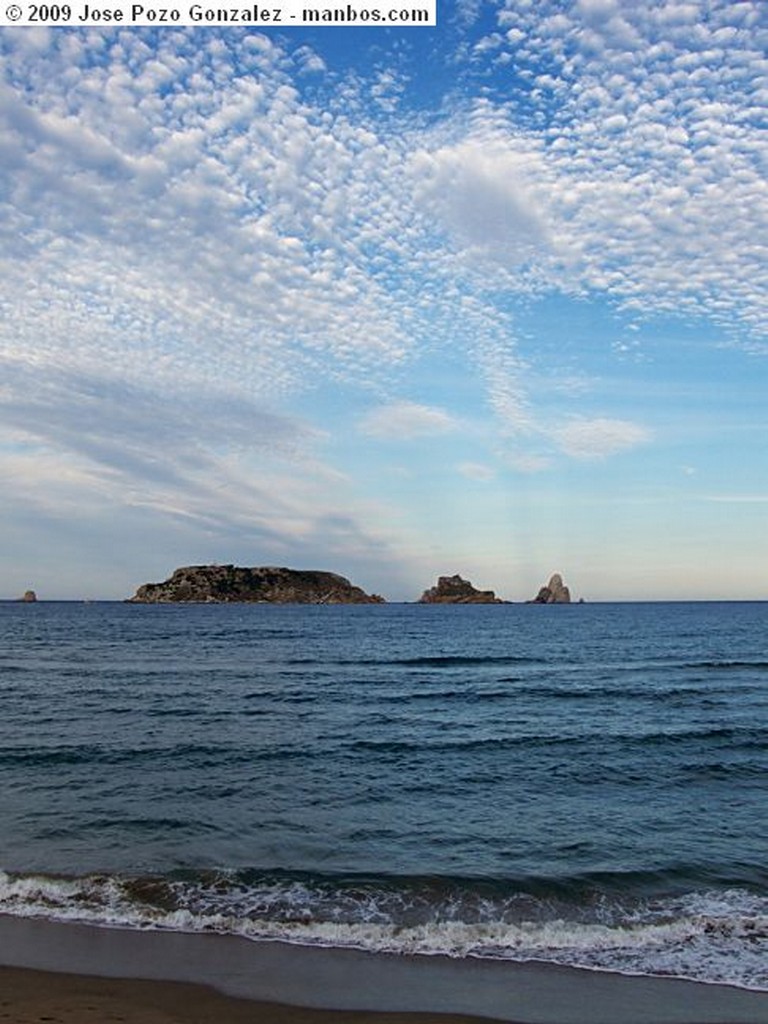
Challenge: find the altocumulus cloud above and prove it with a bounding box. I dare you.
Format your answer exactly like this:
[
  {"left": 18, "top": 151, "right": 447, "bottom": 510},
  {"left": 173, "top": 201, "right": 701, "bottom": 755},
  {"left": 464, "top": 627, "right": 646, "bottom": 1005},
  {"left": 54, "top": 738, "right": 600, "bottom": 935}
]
[
  {"left": 481, "top": 0, "right": 768, "bottom": 334},
  {"left": 1, "top": 17, "right": 765, "bottom": 435}
]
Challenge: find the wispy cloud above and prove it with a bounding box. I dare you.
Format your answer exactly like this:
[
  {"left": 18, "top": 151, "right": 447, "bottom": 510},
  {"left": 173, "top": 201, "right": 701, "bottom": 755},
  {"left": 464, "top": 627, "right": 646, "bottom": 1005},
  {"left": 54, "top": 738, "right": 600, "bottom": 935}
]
[
  {"left": 702, "top": 494, "right": 768, "bottom": 504},
  {"left": 551, "top": 417, "right": 652, "bottom": 459},
  {"left": 457, "top": 461, "right": 496, "bottom": 481},
  {"left": 360, "top": 401, "right": 457, "bottom": 439}
]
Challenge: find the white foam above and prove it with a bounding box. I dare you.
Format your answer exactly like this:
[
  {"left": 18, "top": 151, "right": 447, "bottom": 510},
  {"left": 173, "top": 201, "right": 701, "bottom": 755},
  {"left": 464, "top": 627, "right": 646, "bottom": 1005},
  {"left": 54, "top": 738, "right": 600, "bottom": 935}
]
[{"left": 0, "top": 870, "right": 766, "bottom": 990}]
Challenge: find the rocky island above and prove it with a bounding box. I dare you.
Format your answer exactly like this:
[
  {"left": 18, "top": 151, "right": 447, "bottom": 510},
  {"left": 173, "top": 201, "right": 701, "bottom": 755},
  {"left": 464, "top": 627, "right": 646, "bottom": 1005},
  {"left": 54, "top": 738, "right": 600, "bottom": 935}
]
[
  {"left": 418, "top": 574, "right": 503, "bottom": 604},
  {"left": 128, "top": 565, "right": 385, "bottom": 604},
  {"left": 529, "top": 573, "right": 571, "bottom": 604}
]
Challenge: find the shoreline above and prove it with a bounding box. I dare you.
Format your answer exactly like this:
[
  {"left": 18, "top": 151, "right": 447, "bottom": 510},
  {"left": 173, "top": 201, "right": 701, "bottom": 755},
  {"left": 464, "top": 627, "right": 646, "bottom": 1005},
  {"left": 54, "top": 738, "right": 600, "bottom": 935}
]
[{"left": 1, "top": 916, "right": 768, "bottom": 1024}]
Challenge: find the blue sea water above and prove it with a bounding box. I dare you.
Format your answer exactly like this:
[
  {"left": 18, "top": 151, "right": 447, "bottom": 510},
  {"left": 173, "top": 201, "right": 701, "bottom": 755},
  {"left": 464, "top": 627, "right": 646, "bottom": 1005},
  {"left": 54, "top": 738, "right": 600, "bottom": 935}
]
[{"left": 0, "top": 600, "right": 767, "bottom": 988}]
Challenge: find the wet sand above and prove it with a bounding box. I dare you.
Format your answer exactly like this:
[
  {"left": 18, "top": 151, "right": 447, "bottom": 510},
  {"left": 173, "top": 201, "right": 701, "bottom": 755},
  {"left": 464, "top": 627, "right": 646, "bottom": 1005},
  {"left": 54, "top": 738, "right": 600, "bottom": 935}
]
[
  {"left": 0, "top": 965, "right": 502, "bottom": 1024},
  {"left": 1, "top": 915, "right": 767, "bottom": 1024}
]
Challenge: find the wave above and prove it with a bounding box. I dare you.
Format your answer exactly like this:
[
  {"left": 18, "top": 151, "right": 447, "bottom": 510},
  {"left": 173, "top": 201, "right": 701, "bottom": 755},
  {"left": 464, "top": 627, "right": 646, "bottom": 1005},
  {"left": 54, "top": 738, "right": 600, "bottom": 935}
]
[
  {"left": 683, "top": 660, "right": 768, "bottom": 672},
  {"left": 348, "top": 725, "right": 768, "bottom": 755},
  {"left": 282, "top": 655, "right": 546, "bottom": 668},
  {"left": 0, "top": 743, "right": 320, "bottom": 768},
  {"left": 269, "top": 655, "right": 768, "bottom": 676},
  {"left": 3, "top": 721, "right": 764, "bottom": 769},
  {"left": 395, "top": 655, "right": 545, "bottom": 668},
  {"left": 0, "top": 867, "right": 766, "bottom": 990}
]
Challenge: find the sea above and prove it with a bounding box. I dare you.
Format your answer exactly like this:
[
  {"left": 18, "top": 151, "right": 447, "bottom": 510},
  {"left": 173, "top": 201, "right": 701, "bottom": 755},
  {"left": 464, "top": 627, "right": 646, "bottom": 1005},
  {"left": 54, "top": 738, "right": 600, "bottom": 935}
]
[{"left": 0, "top": 600, "right": 767, "bottom": 991}]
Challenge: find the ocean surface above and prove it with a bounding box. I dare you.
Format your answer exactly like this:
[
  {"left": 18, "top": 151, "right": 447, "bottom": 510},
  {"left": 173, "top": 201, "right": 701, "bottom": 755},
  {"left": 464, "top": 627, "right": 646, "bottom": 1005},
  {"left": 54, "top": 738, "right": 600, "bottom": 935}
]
[{"left": 0, "top": 600, "right": 767, "bottom": 989}]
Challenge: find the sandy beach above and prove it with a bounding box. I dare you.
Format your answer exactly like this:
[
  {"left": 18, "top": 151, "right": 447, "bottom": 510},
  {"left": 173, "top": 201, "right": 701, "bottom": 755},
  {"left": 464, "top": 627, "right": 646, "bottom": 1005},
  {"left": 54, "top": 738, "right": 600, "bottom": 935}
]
[
  {"left": 1, "top": 915, "right": 768, "bottom": 1024},
  {"left": 0, "top": 965, "right": 503, "bottom": 1024}
]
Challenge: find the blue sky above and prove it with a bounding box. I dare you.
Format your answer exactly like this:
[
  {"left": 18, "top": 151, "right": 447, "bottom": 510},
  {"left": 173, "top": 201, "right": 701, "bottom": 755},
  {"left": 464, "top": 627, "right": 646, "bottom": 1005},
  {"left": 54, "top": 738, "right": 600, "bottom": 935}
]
[{"left": 1, "top": 1, "right": 766, "bottom": 601}]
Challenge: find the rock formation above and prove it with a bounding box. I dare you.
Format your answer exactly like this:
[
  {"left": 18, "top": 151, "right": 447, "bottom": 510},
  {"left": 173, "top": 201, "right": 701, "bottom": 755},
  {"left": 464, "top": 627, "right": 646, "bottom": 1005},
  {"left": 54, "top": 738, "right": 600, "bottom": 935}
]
[
  {"left": 128, "top": 565, "right": 385, "bottom": 604},
  {"left": 529, "top": 573, "right": 571, "bottom": 604},
  {"left": 19, "top": 590, "right": 37, "bottom": 603},
  {"left": 418, "top": 574, "right": 503, "bottom": 604}
]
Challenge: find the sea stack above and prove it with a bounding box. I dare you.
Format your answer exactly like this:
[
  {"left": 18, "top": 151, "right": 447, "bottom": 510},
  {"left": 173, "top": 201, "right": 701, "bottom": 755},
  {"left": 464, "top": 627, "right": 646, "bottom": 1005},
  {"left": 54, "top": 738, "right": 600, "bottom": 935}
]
[
  {"left": 529, "top": 573, "right": 571, "bottom": 604},
  {"left": 128, "top": 565, "right": 385, "bottom": 604},
  {"left": 20, "top": 590, "right": 37, "bottom": 603},
  {"left": 418, "top": 574, "right": 503, "bottom": 604}
]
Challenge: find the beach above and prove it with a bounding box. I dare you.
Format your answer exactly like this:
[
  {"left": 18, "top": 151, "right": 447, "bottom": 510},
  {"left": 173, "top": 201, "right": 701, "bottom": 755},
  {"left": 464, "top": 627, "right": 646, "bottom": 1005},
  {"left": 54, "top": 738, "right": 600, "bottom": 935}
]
[
  {"left": 0, "top": 964, "right": 500, "bottom": 1024},
  {"left": 1, "top": 915, "right": 768, "bottom": 1024}
]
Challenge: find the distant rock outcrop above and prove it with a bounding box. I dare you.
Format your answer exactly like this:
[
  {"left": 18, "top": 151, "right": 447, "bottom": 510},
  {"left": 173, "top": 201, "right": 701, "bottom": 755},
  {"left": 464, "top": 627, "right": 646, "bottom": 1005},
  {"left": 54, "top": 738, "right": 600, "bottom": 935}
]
[
  {"left": 529, "top": 573, "right": 571, "bottom": 604},
  {"left": 128, "top": 565, "right": 385, "bottom": 604},
  {"left": 19, "top": 590, "right": 37, "bottom": 603},
  {"left": 418, "top": 574, "right": 503, "bottom": 604}
]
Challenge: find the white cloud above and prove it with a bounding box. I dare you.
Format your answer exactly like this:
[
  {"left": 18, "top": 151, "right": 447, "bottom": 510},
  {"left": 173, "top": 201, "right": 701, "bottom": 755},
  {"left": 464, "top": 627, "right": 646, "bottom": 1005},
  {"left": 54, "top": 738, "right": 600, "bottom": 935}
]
[
  {"left": 0, "top": 362, "right": 407, "bottom": 597},
  {"left": 703, "top": 494, "right": 768, "bottom": 504},
  {"left": 360, "top": 402, "right": 457, "bottom": 440},
  {"left": 293, "top": 45, "right": 327, "bottom": 74},
  {"left": 484, "top": 0, "right": 768, "bottom": 338},
  {"left": 503, "top": 452, "right": 553, "bottom": 473},
  {"left": 0, "top": 32, "right": 424, "bottom": 409},
  {"left": 552, "top": 417, "right": 652, "bottom": 459},
  {"left": 576, "top": 0, "right": 619, "bottom": 19},
  {"left": 410, "top": 139, "right": 549, "bottom": 262},
  {"left": 455, "top": 0, "right": 483, "bottom": 26},
  {"left": 457, "top": 461, "right": 496, "bottom": 481},
  {"left": 471, "top": 329, "right": 533, "bottom": 435}
]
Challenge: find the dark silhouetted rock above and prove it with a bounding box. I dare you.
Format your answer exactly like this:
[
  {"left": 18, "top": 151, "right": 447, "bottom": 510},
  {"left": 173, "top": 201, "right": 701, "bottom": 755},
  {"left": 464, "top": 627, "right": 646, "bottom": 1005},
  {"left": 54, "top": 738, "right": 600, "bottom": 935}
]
[
  {"left": 529, "top": 573, "right": 571, "bottom": 604},
  {"left": 19, "top": 590, "right": 37, "bottom": 603},
  {"left": 128, "top": 565, "right": 385, "bottom": 604},
  {"left": 418, "top": 574, "right": 503, "bottom": 604}
]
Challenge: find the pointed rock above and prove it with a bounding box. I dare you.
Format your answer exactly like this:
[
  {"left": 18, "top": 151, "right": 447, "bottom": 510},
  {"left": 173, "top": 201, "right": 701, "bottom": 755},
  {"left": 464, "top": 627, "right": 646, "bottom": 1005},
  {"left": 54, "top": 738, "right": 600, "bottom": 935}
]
[{"left": 529, "top": 573, "right": 571, "bottom": 604}]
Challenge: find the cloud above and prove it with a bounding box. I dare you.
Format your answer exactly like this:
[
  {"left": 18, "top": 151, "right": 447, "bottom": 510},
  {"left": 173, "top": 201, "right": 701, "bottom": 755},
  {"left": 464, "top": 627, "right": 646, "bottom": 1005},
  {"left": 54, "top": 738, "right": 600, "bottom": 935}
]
[
  {"left": 473, "top": 338, "right": 533, "bottom": 435},
  {"left": 457, "top": 461, "right": 496, "bottom": 481},
  {"left": 412, "top": 139, "right": 549, "bottom": 260},
  {"left": 0, "top": 352, "right": 412, "bottom": 593},
  {"left": 703, "top": 494, "right": 768, "bottom": 504},
  {"left": 293, "top": 45, "right": 327, "bottom": 74},
  {"left": 503, "top": 452, "right": 554, "bottom": 473},
  {"left": 0, "top": 412, "right": 406, "bottom": 599},
  {"left": 2, "top": 15, "right": 764, "bottom": 438},
  {"left": 484, "top": 0, "right": 768, "bottom": 338},
  {"left": 0, "top": 356, "right": 318, "bottom": 523},
  {"left": 551, "top": 417, "right": 652, "bottom": 459},
  {"left": 0, "top": 31, "right": 423, "bottom": 409},
  {"left": 360, "top": 401, "right": 458, "bottom": 440},
  {"left": 0, "top": 357, "right": 312, "bottom": 456}
]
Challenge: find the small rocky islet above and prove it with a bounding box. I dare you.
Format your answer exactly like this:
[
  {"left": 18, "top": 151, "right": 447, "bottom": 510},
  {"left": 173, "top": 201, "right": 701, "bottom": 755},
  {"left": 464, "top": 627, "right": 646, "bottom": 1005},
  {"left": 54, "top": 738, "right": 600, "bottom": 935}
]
[
  {"left": 417, "top": 574, "right": 503, "bottom": 604},
  {"left": 528, "top": 572, "right": 571, "bottom": 604},
  {"left": 128, "top": 566, "right": 574, "bottom": 604}
]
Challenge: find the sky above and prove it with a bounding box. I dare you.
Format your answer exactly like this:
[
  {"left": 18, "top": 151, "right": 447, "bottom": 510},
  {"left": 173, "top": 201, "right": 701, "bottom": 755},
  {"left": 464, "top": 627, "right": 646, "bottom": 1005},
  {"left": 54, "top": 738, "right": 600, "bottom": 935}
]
[{"left": 0, "top": 0, "right": 766, "bottom": 602}]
